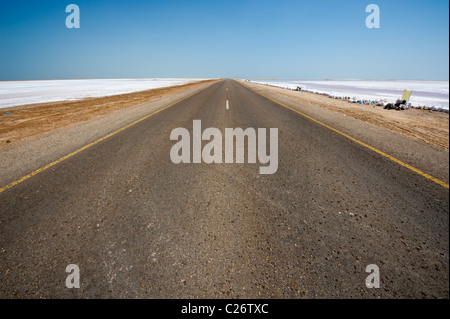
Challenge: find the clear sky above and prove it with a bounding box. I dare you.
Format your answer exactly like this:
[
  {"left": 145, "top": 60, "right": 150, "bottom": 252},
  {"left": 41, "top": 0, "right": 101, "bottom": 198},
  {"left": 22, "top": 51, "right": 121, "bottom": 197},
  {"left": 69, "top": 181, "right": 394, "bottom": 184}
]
[{"left": 0, "top": 0, "right": 448, "bottom": 80}]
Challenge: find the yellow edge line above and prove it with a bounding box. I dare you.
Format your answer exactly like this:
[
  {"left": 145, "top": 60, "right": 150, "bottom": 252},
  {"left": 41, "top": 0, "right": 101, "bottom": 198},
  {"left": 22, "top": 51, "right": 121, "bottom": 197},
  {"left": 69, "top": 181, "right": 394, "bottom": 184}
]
[
  {"left": 241, "top": 82, "right": 449, "bottom": 190},
  {"left": 0, "top": 83, "right": 215, "bottom": 193}
]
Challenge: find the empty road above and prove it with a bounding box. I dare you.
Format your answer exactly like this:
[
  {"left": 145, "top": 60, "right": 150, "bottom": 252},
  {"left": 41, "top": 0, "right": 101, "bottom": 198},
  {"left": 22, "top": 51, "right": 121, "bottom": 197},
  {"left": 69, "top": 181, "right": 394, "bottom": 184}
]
[{"left": 0, "top": 79, "right": 448, "bottom": 298}]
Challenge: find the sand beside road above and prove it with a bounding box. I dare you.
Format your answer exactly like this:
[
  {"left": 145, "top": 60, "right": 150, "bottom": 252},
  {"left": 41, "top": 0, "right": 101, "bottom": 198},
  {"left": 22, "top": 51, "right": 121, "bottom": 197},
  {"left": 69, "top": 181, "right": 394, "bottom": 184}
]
[
  {"left": 2, "top": 78, "right": 447, "bottom": 151},
  {"left": 243, "top": 81, "right": 449, "bottom": 150},
  {"left": 0, "top": 80, "right": 217, "bottom": 149},
  {"left": 1, "top": 77, "right": 448, "bottom": 189}
]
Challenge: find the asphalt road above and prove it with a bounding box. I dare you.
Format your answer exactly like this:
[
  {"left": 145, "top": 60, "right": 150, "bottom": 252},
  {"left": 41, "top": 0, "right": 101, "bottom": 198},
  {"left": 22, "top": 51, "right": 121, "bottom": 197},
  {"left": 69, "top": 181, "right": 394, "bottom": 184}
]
[{"left": 0, "top": 79, "right": 448, "bottom": 298}]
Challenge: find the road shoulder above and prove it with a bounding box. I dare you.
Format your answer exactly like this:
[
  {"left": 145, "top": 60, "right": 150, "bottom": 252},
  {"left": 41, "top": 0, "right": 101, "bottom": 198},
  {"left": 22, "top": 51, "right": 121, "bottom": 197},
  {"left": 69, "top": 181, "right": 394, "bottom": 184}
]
[
  {"left": 236, "top": 79, "right": 449, "bottom": 185},
  {"left": 0, "top": 80, "right": 219, "bottom": 189}
]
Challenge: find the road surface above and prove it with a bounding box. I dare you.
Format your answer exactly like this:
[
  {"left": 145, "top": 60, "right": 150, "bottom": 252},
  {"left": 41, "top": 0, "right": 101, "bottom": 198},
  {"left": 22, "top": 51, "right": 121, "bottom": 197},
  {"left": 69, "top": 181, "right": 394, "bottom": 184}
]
[{"left": 0, "top": 79, "right": 448, "bottom": 298}]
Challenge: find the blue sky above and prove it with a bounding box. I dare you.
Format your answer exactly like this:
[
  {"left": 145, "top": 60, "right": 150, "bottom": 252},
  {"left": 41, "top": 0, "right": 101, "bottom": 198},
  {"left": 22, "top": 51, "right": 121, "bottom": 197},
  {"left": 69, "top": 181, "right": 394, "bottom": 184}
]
[{"left": 0, "top": 0, "right": 448, "bottom": 80}]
